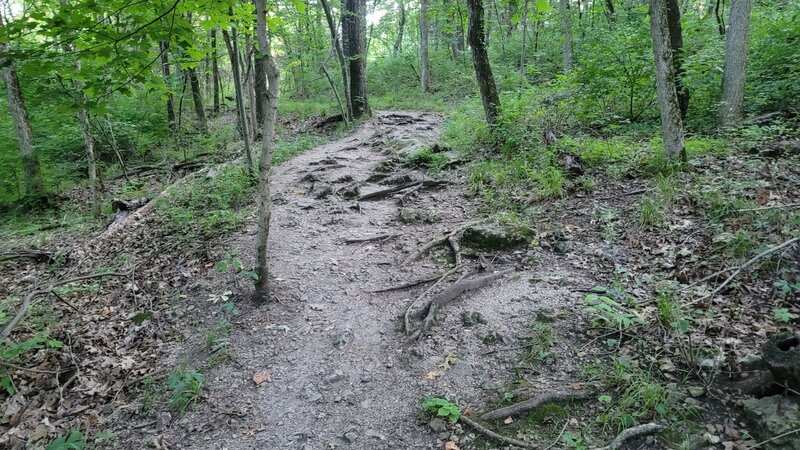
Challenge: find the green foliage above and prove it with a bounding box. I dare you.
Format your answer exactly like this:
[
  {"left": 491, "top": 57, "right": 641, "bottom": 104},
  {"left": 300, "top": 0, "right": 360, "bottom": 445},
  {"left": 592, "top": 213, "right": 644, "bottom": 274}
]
[
  {"left": 421, "top": 396, "right": 460, "bottom": 423},
  {"left": 167, "top": 369, "right": 204, "bottom": 411},
  {"left": 584, "top": 293, "right": 643, "bottom": 332},
  {"left": 45, "top": 429, "right": 86, "bottom": 450},
  {"left": 773, "top": 308, "right": 798, "bottom": 323}
]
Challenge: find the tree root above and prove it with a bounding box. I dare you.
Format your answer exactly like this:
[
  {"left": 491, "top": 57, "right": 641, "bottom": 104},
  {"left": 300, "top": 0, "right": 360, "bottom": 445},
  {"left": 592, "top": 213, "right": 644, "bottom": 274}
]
[
  {"left": 481, "top": 390, "right": 590, "bottom": 421},
  {"left": 343, "top": 233, "right": 400, "bottom": 244},
  {"left": 403, "top": 265, "right": 464, "bottom": 334},
  {"left": 403, "top": 220, "right": 482, "bottom": 264},
  {"left": 406, "top": 268, "right": 514, "bottom": 343},
  {"left": 0, "top": 249, "right": 53, "bottom": 264},
  {"left": 458, "top": 415, "right": 536, "bottom": 449},
  {"left": 592, "top": 423, "right": 663, "bottom": 450},
  {"left": 357, "top": 180, "right": 446, "bottom": 201}
]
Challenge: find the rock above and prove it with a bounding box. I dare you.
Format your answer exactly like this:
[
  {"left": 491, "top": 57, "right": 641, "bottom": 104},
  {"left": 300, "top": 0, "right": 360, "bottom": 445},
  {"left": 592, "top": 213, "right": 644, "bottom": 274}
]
[
  {"left": 461, "top": 311, "right": 487, "bottom": 326},
  {"left": 296, "top": 198, "right": 315, "bottom": 209},
  {"left": 429, "top": 418, "right": 448, "bottom": 433},
  {"left": 365, "top": 429, "right": 386, "bottom": 440},
  {"left": 156, "top": 412, "right": 172, "bottom": 432},
  {"left": 321, "top": 370, "right": 346, "bottom": 386},
  {"left": 334, "top": 174, "right": 354, "bottom": 183},
  {"left": 340, "top": 424, "right": 360, "bottom": 443},
  {"left": 462, "top": 224, "right": 528, "bottom": 251},
  {"left": 380, "top": 173, "right": 416, "bottom": 185},
  {"left": 330, "top": 324, "right": 354, "bottom": 348},
  {"left": 398, "top": 208, "right": 420, "bottom": 224},
  {"left": 687, "top": 386, "right": 705, "bottom": 397},
  {"left": 743, "top": 395, "right": 800, "bottom": 450},
  {"left": 310, "top": 182, "right": 333, "bottom": 199},
  {"left": 304, "top": 385, "right": 322, "bottom": 402},
  {"left": 738, "top": 353, "right": 766, "bottom": 371},
  {"left": 482, "top": 331, "right": 513, "bottom": 346},
  {"left": 536, "top": 308, "right": 558, "bottom": 323},
  {"left": 337, "top": 183, "right": 361, "bottom": 199}
]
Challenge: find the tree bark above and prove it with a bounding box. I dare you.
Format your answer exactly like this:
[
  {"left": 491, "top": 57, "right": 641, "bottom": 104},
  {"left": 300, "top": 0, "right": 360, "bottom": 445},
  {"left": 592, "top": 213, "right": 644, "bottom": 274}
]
[
  {"left": 244, "top": 34, "right": 258, "bottom": 136},
  {"left": 666, "top": 0, "right": 688, "bottom": 120},
  {"left": 466, "top": 0, "right": 501, "bottom": 125},
  {"left": 559, "top": 0, "right": 573, "bottom": 72},
  {"left": 419, "top": 0, "right": 431, "bottom": 92},
  {"left": 212, "top": 29, "right": 221, "bottom": 115},
  {"left": 648, "top": 0, "right": 686, "bottom": 161},
  {"left": 343, "top": 0, "right": 370, "bottom": 117},
  {"left": 222, "top": 25, "right": 254, "bottom": 174},
  {"left": 320, "top": 0, "right": 352, "bottom": 119},
  {"left": 187, "top": 66, "right": 207, "bottom": 134},
  {"left": 159, "top": 41, "right": 176, "bottom": 130},
  {"left": 520, "top": 0, "right": 528, "bottom": 74},
  {"left": 254, "top": 0, "right": 280, "bottom": 301},
  {"left": 719, "top": 0, "right": 751, "bottom": 126},
  {"left": 394, "top": 0, "right": 406, "bottom": 55},
  {"left": 0, "top": 41, "right": 43, "bottom": 197}
]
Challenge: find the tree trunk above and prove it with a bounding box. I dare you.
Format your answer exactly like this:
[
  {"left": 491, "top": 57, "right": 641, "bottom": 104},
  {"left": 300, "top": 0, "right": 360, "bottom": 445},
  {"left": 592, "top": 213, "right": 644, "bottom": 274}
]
[
  {"left": 666, "top": 0, "right": 688, "bottom": 120},
  {"left": 187, "top": 67, "right": 207, "bottom": 134},
  {"left": 604, "top": 0, "right": 615, "bottom": 17},
  {"left": 0, "top": 42, "right": 43, "bottom": 197},
  {"left": 253, "top": 25, "right": 267, "bottom": 126},
  {"left": 648, "top": 0, "right": 686, "bottom": 161},
  {"left": 419, "top": 0, "right": 431, "bottom": 92},
  {"left": 253, "top": 0, "right": 280, "bottom": 301},
  {"left": 520, "top": 0, "right": 528, "bottom": 74},
  {"left": 159, "top": 41, "right": 176, "bottom": 130},
  {"left": 343, "top": 0, "right": 370, "bottom": 117},
  {"left": 222, "top": 25, "right": 254, "bottom": 174},
  {"left": 560, "top": 0, "right": 573, "bottom": 72},
  {"left": 212, "top": 29, "right": 221, "bottom": 115},
  {"left": 719, "top": 0, "right": 751, "bottom": 126},
  {"left": 394, "top": 0, "right": 406, "bottom": 55},
  {"left": 244, "top": 34, "right": 258, "bottom": 136},
  {"left": 320, "top": 0, "right": 352, "bottom": 119},
  {"left": 466, "top": 0, "right": 501, "bottom": 125}
]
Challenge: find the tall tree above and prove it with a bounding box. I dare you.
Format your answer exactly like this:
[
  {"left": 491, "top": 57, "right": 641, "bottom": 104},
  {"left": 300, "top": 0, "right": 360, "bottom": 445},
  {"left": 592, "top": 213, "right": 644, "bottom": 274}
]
[
  {"left": 648, "top": 0, "right": 686, "bottom": 161},
  {"left": 159, "top": 41, "right": 176, "bottom": 129},
  {"left": 185, "top": 14, "right": 207, "bottom": 135},
  {"left": 394, "top": 0, "right": 406, "bottom": 55},
  {"left": 0, "top": 39, "right": 43, "bottom": 197},
  {"left": 419, "top": 0, "right": 431, "bottom": 91},
  {"left": 212, "top": 29, "right": 221, "bottom": 115},
  {"left": 520, "top": 0, "right": 529, "bottom": 74},
  {"left": 466, "top": 0, "right": 500, "bottom": 124},
  {"left": 320, "top": 0, "right": 352, "bottom": 119},
  {"left": 666, "top": 0, "right": 688, "bottom": 120},
  {"left": 719, "top": 0, "right": 751, "bottom": 126},
  {"left": 222, "top": 23, "right": 254, "bottom": 174},
  {"left": 253, "top": 0, "right": 281, "bottom": 301},
  {"left": 559, "top": 0, "right": 573, "bottom": 72},
  {"left": 343, "top": 0, "right": 370, "bottom": 117}
]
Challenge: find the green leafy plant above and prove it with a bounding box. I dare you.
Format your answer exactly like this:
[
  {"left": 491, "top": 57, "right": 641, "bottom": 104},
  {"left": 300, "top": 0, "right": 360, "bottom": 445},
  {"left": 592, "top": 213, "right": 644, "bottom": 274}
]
[
  {"left": 167, "top": 369, "right": 204, "bottom": 411},
  {"left": 585, "top": 294, "right": 643, "bottom": 331},
  {"left": 562, "top": 432, "right": 587, "bottom": 450},
  {"left": 421, "top": 396, "right": 460, "bottom": 423},
  {"left": 45, "top": 429, "right": 86, "bottom": 450},
  {"left": 773, "top": 308, "right": 798, "bottom": 323}
]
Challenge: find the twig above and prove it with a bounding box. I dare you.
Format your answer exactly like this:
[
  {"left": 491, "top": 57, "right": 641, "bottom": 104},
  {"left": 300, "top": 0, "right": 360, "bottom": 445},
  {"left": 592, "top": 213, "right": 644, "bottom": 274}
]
[
  {"left": 745, "top": 427, "right": 800, "bottom": 449},
  {"left": 447, "top": 235, "right": 462, "bottom": 266},
  {"left": 481, "top": 342, "right": 537, "bottom": 356},
  {"left": 458, "top": 414, "right": 536, "bottom": 449},
  {"left": 544, "top": 419, "right": 570, "bottom": 450},
  {"left": 343, "top": 233, "right": 400, "bottom": 244},
  {"left": 596, "top": 188, "right": 647, "bottom": 201},
  {"left": 481, "top": 390, "right": 589, "bottom": 421},
  {"left": 683, "top": 236, "right": 800, "bottom": 306},
  {"left": 592, "top": 423, "right": 663, "bottom": 450},
  {"left": 403, "top": 220, "right": 482, "bottom": 264},
  {"left": 0, "top": 361, "right": 67, "bottom": 375},
  {"left": 1, "top": 271, "right": 130, "bottom": 340},
  {"left": 737, "top": 203, "right": 800, "bottom": 213}
]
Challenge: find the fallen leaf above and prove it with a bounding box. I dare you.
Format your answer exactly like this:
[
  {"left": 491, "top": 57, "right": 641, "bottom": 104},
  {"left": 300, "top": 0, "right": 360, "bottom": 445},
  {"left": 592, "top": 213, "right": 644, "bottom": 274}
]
[
  {"left": 504, "top": 416, "right": 514, "bottom": 424},
  {"left": 425, "top": 371, "right": 441, "bottom": 380},
  {"left": 253, "top": 370, "right": 272, "bottom": 386},
  {"left": 570, "top": 382, "right": 582, "bottom": 390},
  {"left": 444, "top": 441, "right": 460, "bottom": 450}
]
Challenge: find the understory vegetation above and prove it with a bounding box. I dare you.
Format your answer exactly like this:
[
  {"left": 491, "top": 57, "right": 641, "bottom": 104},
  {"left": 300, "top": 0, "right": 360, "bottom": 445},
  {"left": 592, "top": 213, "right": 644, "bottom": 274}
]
[{"left": 1, "top": 0, "right": 798, "bottom": 448}]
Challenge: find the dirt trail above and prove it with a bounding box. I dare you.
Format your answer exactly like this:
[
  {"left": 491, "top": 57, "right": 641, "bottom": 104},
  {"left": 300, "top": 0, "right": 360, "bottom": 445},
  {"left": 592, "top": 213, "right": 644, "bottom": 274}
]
[{"left": 161, "top": 112, "right": 592, "bottom": 449}]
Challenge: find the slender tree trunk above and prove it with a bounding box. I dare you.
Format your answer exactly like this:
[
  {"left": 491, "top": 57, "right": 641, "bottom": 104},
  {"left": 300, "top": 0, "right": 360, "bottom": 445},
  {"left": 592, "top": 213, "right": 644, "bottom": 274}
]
[
  {"left": 719, "top": 0, "right": 751, "bottom": 126},
  {"left": 187, "top": 67, "right": 207, "bottom": 134},
  {"left": 666, "top": 0, "right": 688, "bottom": 120},
  {"left": 244, "top": 34, "right": 258, "bottom": 136},
  {"left": 212, "top": 29, "right": 221, "bottom": 115},
  {"left": 320, "top": 0, "right": 352, "bottom": 119},
  {"left": 604, "top": 0, "right": 615, "bottom": 18},
  {"left": 343, "top": 0, "right": 370, "bottom": 117},
  {"left": 253, "top": 0, "right": 281, "bottom": 301},
  {"left": 419, "top": 0, "right": 431, "bottom": 92},
  {"left": 253, "top": 23, "right": 267, "bottom": 126},
  {"left": 159, "top": 41, "right": 176, "bottom": 130},
  {"left": 466, "top": 0, "right": 501, "bottom": 125},
  {"left": 394, "top": 0, "right": 406, "bottom": 55},
  {"left": 76, "top": 97, "right": 100, "bottom": 216},
  {"left": 560, "top": 0, "right": 573, "bottom": 72},
  {"left": 714, "top": 0, "right": 726, "bottom": 36},
  {"left": 520, "top": 0, "right": 528, "bottom": 74},
  {"left": 222, "top": 26, "right": 254, "bottom": 174},
  {"left": 0, "top": 42, "right": 42, "bottom": 197},
  {"left": 648, "top": 0, "right": 686, "bottom": 161}
]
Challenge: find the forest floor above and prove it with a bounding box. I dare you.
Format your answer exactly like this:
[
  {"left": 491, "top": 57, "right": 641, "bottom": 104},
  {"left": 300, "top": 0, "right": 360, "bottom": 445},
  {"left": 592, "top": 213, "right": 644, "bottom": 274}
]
[{"left": 2, "top": 110, "right": 799, "bottom": 450}]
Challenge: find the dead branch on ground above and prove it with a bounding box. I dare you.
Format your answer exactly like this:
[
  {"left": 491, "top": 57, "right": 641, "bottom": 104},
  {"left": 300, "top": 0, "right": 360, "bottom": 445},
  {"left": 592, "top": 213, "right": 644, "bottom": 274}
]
[
  {"left": 481, "top": 390, "right": 589, "bottom": 421},
  {"left": 403, "top": 220, "right": 482, "bottom": 264},
  {"left": 357, "top": 180, "right": 446, "bottom": 201},
  {"left": 458, "top": 415, "right": 536, "bottom": 449},
  {"left": 343, "top": 233, "right": 401, "bottom": 244},
  {"left": 592, "top": 423, "right": 663, "bottom": 450}
]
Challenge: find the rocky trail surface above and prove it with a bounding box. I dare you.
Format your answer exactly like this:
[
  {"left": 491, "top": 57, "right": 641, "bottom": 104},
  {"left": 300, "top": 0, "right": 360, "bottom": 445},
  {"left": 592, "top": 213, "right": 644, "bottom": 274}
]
[{"left": 144, "top": 111, "right": 594, "bottom": 449}]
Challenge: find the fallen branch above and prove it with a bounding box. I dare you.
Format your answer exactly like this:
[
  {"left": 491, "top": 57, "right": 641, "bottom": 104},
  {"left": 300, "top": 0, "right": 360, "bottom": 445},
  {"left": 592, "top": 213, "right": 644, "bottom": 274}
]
[
  {"left": 408, "top": 269, "right": 515, "bottom": 342},
  {"left": 404, "top": 265, "right": 464, "bottom": 334},
  {"left": 357, "top": 180, "right": 445, "bottom": 201},
  {"left": 481, "top": 390, "right": 589, "bottom": 421},
  {"left": 403, "top": 220, "right": 482, "bottom": 264},
  {"left": 737, "top": 202, "right": 800, "bottom": 213},
  {"left": 447, "top": 235, "right": 462, "bottom": 267},
  {"left": 684, "top": 236, "right": 800, "bottom": 306},
  {"left": 592, "top": 423, "right": 663, "bottom": 450},
  {"left": 343, "top": 233, "right": 400, "bottom": 244},
  {"left": 458, "top": 414, "right": 536, "bottom": 449},
  {"left": 0, "top": 249, "right": 53, "bottom": 264},
  {"left": 1, "top": 271, "right": 130, "bottom": 340},
  {"left": 545, "top": 419, "right": 570, "bottom": 450},
  {"left": 745, "top": 427, "right": 800, "bottom": 450}
]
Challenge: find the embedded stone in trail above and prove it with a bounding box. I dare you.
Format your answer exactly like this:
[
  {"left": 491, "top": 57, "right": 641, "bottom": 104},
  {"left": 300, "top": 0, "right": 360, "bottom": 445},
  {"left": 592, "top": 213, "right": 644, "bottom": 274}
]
[
  {"left": 462, "top": 223, "right": 529, "bottom": 251},
  {"left": 742, "top": 395, "right": 800, "bottom": 450},
  {"left": 329, "top": 323, "right": 354, "bottom": 348}
]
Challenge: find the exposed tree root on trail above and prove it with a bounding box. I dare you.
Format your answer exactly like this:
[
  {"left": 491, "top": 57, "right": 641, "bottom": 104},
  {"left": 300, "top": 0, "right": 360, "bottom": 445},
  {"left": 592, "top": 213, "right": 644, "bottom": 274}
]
[
  {"left": 406, "top": 268, "right": 515, "bottom": 343},
  {"left": 403, "top": 265, "right": 466, "bottom": 334},
  {"left": 403, "top": 220, "right": 482, "bottom": 263},
  {"left": 592, "top": 423, "right": 663, "bottom": 450},
  {"left": 481, "top": 390, "right": 590, "bottom": 421},
  {"left": 343, "top": 233, "right": 401, "bottom": 244},
  {"left": 459, "top": 414, "right": 537, "bottom": 449},
  {"left": 356, "top": 179, "right": 446, "bottom": 201}
]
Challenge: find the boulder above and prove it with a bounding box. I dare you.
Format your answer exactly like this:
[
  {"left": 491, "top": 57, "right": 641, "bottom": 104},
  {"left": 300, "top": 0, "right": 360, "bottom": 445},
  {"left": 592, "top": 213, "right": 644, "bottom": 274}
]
[
  {"left": 462, "top": 224, "right": 529, "bottom": 251},
  {"left": 742, "top": 395, "right": 800, "bottom": 450}
]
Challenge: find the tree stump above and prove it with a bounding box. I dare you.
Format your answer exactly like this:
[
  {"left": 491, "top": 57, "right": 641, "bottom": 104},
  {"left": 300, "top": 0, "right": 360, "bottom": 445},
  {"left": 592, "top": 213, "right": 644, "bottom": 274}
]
[{"left": 763, "top": 331, "right": 800, "bottom": 391}]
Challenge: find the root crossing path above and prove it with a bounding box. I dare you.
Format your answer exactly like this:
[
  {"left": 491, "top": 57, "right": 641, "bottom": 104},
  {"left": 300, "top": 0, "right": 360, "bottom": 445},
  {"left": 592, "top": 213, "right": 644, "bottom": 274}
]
[{"left": 160, "top": 112, "right": 587, "bottom": 449}]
